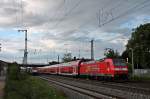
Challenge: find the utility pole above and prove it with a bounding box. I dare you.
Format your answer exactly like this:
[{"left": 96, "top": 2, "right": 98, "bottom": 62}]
[
  {"left": 18, "top": 29, "right": 28, "bottom": 66},
  {"left": 57, "top": 55, "right": 60, "bottom": 63},
  {"left": 90, "top": 39, "right": 94, "bottom": 60}
]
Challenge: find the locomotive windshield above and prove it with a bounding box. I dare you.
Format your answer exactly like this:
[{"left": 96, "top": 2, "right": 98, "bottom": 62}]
[{"left": 113, "top": 59, "right": 126, "bottom": 66}]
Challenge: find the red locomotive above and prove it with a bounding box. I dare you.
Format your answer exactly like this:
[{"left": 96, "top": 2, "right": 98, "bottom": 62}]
[{"left": 32, "top": 58, "right": 128, "bottom": 79}]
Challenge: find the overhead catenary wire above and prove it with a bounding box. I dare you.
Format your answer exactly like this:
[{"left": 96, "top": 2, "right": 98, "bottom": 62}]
[
  {"left": 88, "top": 0, "right": 150, "bottom": 39},
  {"left": 46, "top": 0, "right": 126, "bottom": 42},
  {"left": 58, "top": 0, "right": 126, "bottom": 40},
  {"left": 48, "top": 0, "right": 66, "bottom": 25},
  {"left": 52, "top": 0, "right": 114, "bottom": 32},
  {"left": 51, "top": 0, "right": 125, "bottom": 32},
  {"left": 51, "top": 0, "right": 82, "bottom": 29},
  {"left": 20, "top": 0, "right": 24, "bottom": 28},
  {"left": 11, "top": 0, "right": 150, "bottom": 63},
  {"left": 99, "top": 0, "right": 150, "bottom": 27},
  {"left": 12, "top": 0, "right": 18, "bottom": 28},
  {"left": 84, "top": 0, "right": 150, "bottom": 58},
  {"left": 78, "top": 0, "right": 150, "bottom": 33},
  {"left": 97, "top": 0, "right": 127, "bottom": 26}
]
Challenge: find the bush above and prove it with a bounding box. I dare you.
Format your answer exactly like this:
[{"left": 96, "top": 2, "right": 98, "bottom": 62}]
[{"left": 5, "top": 64, "right": 66, "bottom": 99}]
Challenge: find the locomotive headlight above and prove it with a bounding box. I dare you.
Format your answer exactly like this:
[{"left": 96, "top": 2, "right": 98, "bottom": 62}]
[
  {"left": 115, "top": 68, "right": 127, "bottom": 71},
  {"left": 114, "top": 68, "right": 120, "bottom": 71},
  {"left": 122, "top": 68, "right": 127, "bottom": 71}
]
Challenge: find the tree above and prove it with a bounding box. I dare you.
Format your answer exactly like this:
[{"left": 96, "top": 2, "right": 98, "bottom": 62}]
[
  {"left": 122, "top": 23, "right": 150, "bottom": 68},
  {"left": 62, "top": 53, "right": 72, "bottom": 62},
  {"left": 104, "top": 48, "right": 120, "bottom": 58}
]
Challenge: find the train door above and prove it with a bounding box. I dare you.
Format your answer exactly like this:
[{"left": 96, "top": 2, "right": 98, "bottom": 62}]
[{"left": 106, "top": 62, "right": 111, "bottom": 75}]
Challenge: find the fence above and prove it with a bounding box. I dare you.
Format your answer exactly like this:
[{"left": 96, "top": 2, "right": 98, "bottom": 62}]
[{"left": 134, "top": 69, "right": 150, "bottom": 77}]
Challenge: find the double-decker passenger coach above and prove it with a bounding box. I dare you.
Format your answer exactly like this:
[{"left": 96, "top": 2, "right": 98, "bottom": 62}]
[{"left": 32, "top": 58, "right": 128, "bottom": 80}]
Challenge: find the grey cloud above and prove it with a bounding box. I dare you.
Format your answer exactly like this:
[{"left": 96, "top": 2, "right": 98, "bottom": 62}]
[{"left": 0, "top": 0, "right": 150, "bottom": 63}]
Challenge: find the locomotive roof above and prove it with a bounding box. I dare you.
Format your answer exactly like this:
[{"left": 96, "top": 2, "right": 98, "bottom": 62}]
[{"left": 81, "top": 60, "right": 100, "bottom": 64}]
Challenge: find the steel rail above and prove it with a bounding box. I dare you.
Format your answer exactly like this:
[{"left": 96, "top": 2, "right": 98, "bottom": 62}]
[
  {"left": 42, "top": 75, "right": 150, "bottom": 95},
  {"left": 39, "top": 76, "right": 119, "bottom": 99}
]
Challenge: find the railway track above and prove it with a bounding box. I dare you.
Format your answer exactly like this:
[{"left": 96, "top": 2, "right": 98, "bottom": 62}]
[
  {"left": 47, "top": 75, "right": 150, "bottom": 94},
  {"left": 39, "top": 76, "right": 117, "bottom": 99},
  {"left": 96, "top": 81, "right": 150, "bottom": 95},
  {"left": 38, "top": 75, "right": 150, "bottom": 99}
]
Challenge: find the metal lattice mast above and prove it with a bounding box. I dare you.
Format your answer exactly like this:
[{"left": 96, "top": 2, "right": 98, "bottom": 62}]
[
  {"left": 90, "top": 39, "right": 94, "bottom": 60},
  {"left": 18, "top": 30, "right": 28, "bottom": 66}
]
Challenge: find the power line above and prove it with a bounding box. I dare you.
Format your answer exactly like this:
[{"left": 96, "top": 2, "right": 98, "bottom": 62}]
[
  {"left": 82, "top": 0, "right": 150, "bottom": 44},
  {"left": 97, "top": 0, "right": 127, "bottom": 26},
  {"left": 83, "top": 0, "right": 149, "bottom": 34},
  {"left": 48, "top": 0, "right": 66, "bottom": 25},
  {"left": 62, "top": 0, "right": 122, "bottom": 38},
  {"left": 51, "top": 0, "right": 82, "bottom": 29},
  {"left": 99, "top": 0, "right": 150, "bottom": 27},
  {"left": 48, "top": 0, "right": 122, "bottom": 41},
  {"left": 52, "top": 0, "right": 113, "bottom": 31},
  {"left": 104, "top": 0, "right": 128, "bottom": 13},
  {"left": 73, "top": 0, "right": 124, "bottom": 30},
  {"left": 20, "top": 0, "right": 24, "bottom": 27},
  {"left": 12, "top": 0, "right": 18, "bottom": 28}
]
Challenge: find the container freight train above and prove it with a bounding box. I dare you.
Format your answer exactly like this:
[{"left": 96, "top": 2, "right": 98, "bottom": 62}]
[{"left": 32, "top": 58, "right": 128, "bottom": 79}]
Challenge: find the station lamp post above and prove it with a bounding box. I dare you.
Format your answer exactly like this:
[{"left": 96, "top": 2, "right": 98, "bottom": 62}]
[{"left": 129, "top": 45, "right": 145, "bottom": 76}]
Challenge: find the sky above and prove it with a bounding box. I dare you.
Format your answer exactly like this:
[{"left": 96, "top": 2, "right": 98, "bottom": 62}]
[{"left": 0, "top": 0, "right": 150, "bottom": 64}]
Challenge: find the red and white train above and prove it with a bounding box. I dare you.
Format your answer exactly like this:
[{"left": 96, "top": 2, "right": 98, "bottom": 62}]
[{"left": 32, "top": 58, "right": 128, "bottom": 79}]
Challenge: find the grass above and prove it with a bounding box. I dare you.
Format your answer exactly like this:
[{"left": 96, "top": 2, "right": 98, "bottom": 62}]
[
  {"left": 131, "top": 75, "right": 150, "bottom": 81},
  {"left": 4, "top": 63, "right": 66, "bottom": 99}
]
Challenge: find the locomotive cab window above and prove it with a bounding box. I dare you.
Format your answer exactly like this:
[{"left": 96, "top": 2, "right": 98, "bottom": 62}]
[{"left": 113, "top": 59, "right": 126, "bottom": 66}]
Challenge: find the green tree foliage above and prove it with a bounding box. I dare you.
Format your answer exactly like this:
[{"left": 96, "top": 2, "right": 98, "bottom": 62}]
[
  {"left": 122, "top": 23, "right": 150, "bottom": 68},
  {"left": 104, "top": 48, "right": 120, "bottom": 58},
  {"left": 62, "top": 53, "right": 72, "bottom": 62}
]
